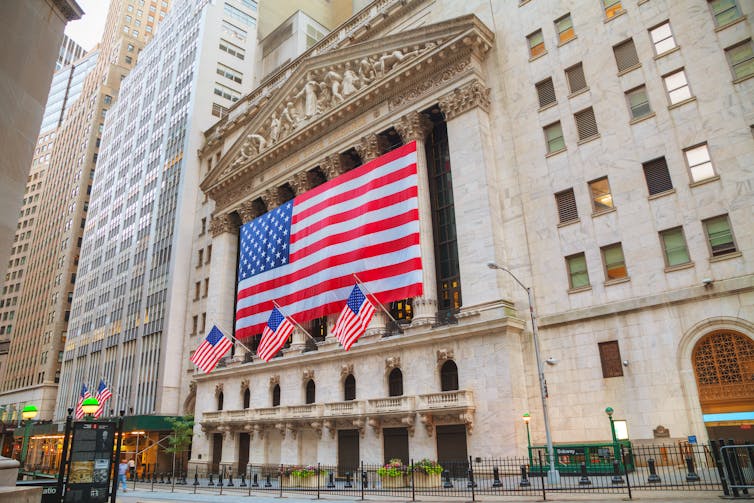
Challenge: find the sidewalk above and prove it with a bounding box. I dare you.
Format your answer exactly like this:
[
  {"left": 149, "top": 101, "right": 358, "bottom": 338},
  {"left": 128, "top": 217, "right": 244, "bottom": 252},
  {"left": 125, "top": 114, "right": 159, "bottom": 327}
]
[{"left": 115, "top": 487, "right": 725, "bottom": 503}]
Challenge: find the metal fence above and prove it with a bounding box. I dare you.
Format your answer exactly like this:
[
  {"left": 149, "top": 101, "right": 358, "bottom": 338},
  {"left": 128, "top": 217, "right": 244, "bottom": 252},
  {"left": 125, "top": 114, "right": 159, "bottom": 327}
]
[
  {"left": 123, "top": 443, "right": 728, "bottom": 500},
  {"left": 713, "top": 440, "right": 754, "bottom": 498}
]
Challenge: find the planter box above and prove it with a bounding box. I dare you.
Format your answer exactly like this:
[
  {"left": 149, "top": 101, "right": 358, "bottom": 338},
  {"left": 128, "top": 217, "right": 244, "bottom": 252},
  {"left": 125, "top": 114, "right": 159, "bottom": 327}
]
[
  {"left": 379, "top": 475, "right": 408, "bottom": 488},
  {"left": 412, "top": 472, "right": 441, "bottom": 488},
  {"left": 284, "top": 473, "right": 326, "bottom": 488}
]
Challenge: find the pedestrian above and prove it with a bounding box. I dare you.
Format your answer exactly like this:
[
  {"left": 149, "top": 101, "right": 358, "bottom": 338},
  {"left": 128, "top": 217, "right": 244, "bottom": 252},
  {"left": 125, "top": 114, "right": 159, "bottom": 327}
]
[
  {"left": 118, "top": 458, "right": 128, "bottom": 492},
  {"left": 128, "top": 458, "right": 135, "bottom": 480}
]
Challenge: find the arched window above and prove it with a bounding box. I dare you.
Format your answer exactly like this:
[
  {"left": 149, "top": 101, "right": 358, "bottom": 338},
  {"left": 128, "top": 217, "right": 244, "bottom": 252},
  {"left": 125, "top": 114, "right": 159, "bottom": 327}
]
[
  {"left": 388, "top": 368, "right": 403, "bottom": 397},
  {"left": 243, "top": 388, "right": 250, "bottom": 409},
  {"left": 440, "top": 360, "right": 459, "bottom": 391},
  {"left": 217, "top": 392, "right": 224, "bottom": 411},
  {"left": 272, "top": 384, "right": 280, "bottom": 407},
  {"left": 344, "top": 374, "right": 356, "bottom": 401},
  {"left": 305, "top": 379, "right": 316, "bottom": 404}
]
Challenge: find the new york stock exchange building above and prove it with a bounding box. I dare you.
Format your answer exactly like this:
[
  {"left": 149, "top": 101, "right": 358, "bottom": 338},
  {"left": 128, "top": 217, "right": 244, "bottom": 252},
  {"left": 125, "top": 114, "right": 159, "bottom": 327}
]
[{"left": 184, "top": 0, "right": 754, "bottom": 476}]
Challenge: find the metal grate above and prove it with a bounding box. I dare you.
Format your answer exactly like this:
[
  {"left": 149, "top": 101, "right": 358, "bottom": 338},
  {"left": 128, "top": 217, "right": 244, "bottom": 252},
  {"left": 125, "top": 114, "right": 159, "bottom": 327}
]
[
  {"left": 613, "top": 39, "right": 640, "bottom": 72},
  {"left": 535, "top": 78, "right": 556, "bottom": 108},
  {"left": 555, "top": 189, "right": 578, "bottom": 223},
  {"left": 574, "top": 107, "right": 598, "bottom": 141},
  {"left": 642, "top": 157, "right": 673, "bottom": 195},
  {"left": 565, "top": 63, "right": 587, "bottom": 93}
]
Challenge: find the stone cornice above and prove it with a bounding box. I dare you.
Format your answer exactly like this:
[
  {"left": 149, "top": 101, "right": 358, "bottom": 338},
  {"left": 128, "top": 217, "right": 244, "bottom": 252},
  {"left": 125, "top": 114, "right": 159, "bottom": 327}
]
[
  {"left": 51, "top": 0, "right": 84, "bottom": 21},
  {"left": 438, "top": 79, "right": 491, "bottom": 121}
]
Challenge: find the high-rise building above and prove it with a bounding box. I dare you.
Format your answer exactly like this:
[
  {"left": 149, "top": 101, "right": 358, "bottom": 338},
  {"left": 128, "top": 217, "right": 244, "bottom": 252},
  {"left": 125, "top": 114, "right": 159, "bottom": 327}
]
[
  {"left": 56, "top": 34, "right": 87, "bottom": 70},
  {"left": 188, "top": 0, "right": 754, "bottom": 475},
  {"left": 0, "top": 0, "right": 171, "bottom": 436}
]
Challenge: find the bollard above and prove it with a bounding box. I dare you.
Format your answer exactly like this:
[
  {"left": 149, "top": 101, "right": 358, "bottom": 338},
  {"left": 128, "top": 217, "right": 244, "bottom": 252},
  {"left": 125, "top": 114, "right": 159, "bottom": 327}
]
[
  {"left": 344, "top": 471, "right": 353, "bottom": 488},
  {"left": 492, "top": 466, "right": 502, "bottom": 488},
  {"left": 361, "top": 470, "right": 368, "bottom": 489},
  {"left": 160, "top": 472, "right": 165, "bottom": 484},
  {"left": 685, "top": 456, "right": 700, "bottom": 482},
  {"left": 578, "top": 462, "right": 591, "bottom": 486},
  {"left": 611, "top": 460, "right": 624, "bottom": 485},
  {"left": 208, "top": 472, "right": 215, "bottom": 486},
  {"left": 264, "top": 474, "right": 272, "bottom": 488},
  {"left": 647, "top": 458, "right": 661, "bottom": 483},
  {"left": 240, "top": 473, "right": 247, "bottom": 487},
  {"left": 193, "top": 468, "right": 200, "bottom": 486},
  {"left": 166, "top": 472, "right": 171, "bottom": 484},
  {"left": 252, "top": 473, "right": 259, "bottom": 488},
  {"left": 218, "top": 469, "right": 224, "bottom": 487},
  {"left": 327, "top": 471, "right": 335, "bottom": 489},
  {"left": 227, "top": 470, "right": 234, "bottom": 487},
  {"left": 519, "top": 465, "right": 531, "bottom": 487},
  {"left": 140, "top": 467, "right": 146, "bottom": 483},
  {"left": 442, "top": 469, "right": 453, "bottom": 488}
]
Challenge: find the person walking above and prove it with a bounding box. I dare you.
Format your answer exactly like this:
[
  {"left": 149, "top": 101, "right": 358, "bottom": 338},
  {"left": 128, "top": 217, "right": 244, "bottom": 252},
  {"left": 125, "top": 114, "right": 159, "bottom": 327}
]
[
  {"left": 118, "top": 458, "right": 128, "bottom": 492},
  {"left": 128, "top": 458, "right": 135, "bottom": 480}
]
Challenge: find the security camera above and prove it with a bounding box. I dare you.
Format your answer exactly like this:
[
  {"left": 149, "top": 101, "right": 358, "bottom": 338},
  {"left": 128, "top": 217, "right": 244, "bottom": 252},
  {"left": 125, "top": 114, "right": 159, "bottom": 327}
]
[
  {"left": 702, "top": 278, "right": 713, "bottom": 287},
  {"left": 545, "top": 357, "right": 558, "bottom": 366}
]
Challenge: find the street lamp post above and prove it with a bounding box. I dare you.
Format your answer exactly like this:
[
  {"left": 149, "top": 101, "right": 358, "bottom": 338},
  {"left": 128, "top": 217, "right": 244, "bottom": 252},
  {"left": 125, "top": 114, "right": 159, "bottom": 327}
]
[
  {"left": 20, "top": 405, "right": 38, "bottom": 471},
  {"left": 605, "top": 407, "right": 619, "bottom": 459},
  {"left": 81, "top": 397, "right": 99, "bottom": 420},
  {"left": 523, "top": 413, "right": 532, "bottom": 466},
  {"left": 487, "top": 262, "right": 560, "bottom": 483}
]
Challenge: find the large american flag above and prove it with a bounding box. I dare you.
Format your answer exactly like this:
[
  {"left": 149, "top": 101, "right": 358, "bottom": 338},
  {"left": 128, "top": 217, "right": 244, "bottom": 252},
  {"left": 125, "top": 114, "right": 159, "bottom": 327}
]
[
  {"left": 236, "top": 141, "right": 423, "bottom": 338},
  {"left": 333, "top": 284, "right": 375, "bottom": 351},
  {"left": 190, "top": 326, "right": 233, "bottom": 373},
  {"left": 74, "top": 384, "right": 91, "bottom": 419},
  {"left": 94, "top": 380, "right": 112, "bottom": 418}
]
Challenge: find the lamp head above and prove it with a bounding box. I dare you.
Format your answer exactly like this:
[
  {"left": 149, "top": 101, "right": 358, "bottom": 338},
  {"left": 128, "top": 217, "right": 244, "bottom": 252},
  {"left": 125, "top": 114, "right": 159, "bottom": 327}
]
[
  {"left": 605, "top": 406, "right": 614, "bottom": 418},
  {"left": 21, "top": 405, "right": 38, "bottom": 421},
  {"left": 522, "top": 413, "right": 530, "bottom": 424},
  {"left": 486, "top": 262, "right": 500, "bottom": 270},
  {"left": 81, "top": 397, "right": 100, "bottom": 415}
]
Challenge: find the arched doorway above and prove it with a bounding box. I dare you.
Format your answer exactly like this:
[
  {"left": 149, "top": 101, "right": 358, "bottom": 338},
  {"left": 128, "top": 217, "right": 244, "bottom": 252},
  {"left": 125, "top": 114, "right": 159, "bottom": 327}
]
[{"left": 692, "top": 330, "right": 754, "bottom": 442}]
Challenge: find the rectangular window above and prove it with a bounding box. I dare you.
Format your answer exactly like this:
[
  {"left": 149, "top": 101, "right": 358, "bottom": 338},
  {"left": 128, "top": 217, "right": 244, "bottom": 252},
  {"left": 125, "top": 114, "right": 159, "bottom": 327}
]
[
  {"left": 664, "top": 69, "right": 692, "bottom": 104},
  {"left": 613, "top": 39, "right": 640, "bottom": 72},
  {"left": 566, "top": 253, "right": 590, "bottom": 289},
  {"left": 626, "top": 86, "right": 651, "bottom": 120},
  {"left": 684, "top": 143, "right": 715, "bottom": 182},
  {"left": 204, "top": 278, "right": 210, "bottom": 298},
  {"left": 192, "top": 315, "right": 198, "bottom": 334},
  {"left": 194, "top": 282, "right": 201, "bottom": 300},
  {"left": 197, "top": 249, "right": 204, "bottom": 267},
  {"left": 708, "top": 0, "right": 742, "bottom": 26},
  {"left": 528, "top": 29, "right": 545, "bottom": 58},
  {"left": 660, "top": 227, "right": 691, "bottom": 267},
  {"left": 536, "top": 78, "right": 556, "bottom": 108},
  {"left": 214, "top": 82, "right": 241, "bottom": 102},
  {"left": 219, "top": 39, "right": 245, "bottom": 60},
  {"left": 603, "top": 0, "right": 623, "bottom": 19},
  {"left": 217, "top": 63, "right": 243, "bottom": 84},
  {"left": 555, "top": 189, "right": 578, "bottom": 224},
  {"left": 555, "top": 14, "right": 575, "bottom": 44},
  {"left": 206, "top": 244, "right": 212, "bottom": 264},
  {"left": 241, "top": 0, "right": 258, "bottom": 11},
  {"left": 544, "top": 122, "right": 565, "bottom": 153},
  {"left": 642, "top": 157, "right": 673, "bottom": 195},
  {"left": 575, "top": 107, "right": 599, "bottom": 141},
  {"left": 649, "top": 21, "right": 677, "bottom": 55},
  {"left": 589, "top": 177, "right": 614, "bottom": 212},
  {"left": 565, "top": 62, "right": 587, "bottom": 93},
  {"left": 602, "top": 243, "right": 627, "bottom": 280},
  {"left": 703, "top": 215, "right": 737, "bottom": 257},
  {"left": 726, "top": 39, "right": 754, "bottom": 80},
  {"left": 212, "top": 102, "right": 229, "bottom": 118},
  {"left": 598, "top": 341, "right": 624, "bottom": 378},
  {"left": 224, "top": 3, "right": 256, "bottom": 27},
  {"left": 222, "top": 20, "right": 247, "bottom": 43}
]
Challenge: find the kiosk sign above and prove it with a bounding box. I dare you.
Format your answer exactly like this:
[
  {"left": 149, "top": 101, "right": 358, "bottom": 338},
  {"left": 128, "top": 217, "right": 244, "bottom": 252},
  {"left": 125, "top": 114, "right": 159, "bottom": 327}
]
[{"left": 64, "top": 422, "right": 116, "bottom": 502}]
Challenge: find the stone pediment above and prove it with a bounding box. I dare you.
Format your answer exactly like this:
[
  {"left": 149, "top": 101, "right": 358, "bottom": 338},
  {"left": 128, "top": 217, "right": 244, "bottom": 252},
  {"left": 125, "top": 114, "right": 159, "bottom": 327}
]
[{"left": 200, "top": 14, "right": 493, "bottom": 206}]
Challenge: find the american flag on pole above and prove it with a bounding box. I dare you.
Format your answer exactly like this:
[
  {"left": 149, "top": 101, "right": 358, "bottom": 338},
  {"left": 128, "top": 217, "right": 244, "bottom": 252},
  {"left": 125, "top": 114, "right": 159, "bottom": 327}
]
[
  {"left": 190, "top": 326, "right": 233, "bottom": 373},
  {"left": 94, "top": 380, "right": 112, "bottom": 418},
  {"left": 333, "top": 284, "right": 376, "bottom": 351},
  {"left": 236, "top": 141, "right": 422, "bottom": 338},
  {"left": 74, "top": 384, "right": 90, "bottom": 419},
  {"left": 257, "top": 307, "right": 295, "bottom": 361}
]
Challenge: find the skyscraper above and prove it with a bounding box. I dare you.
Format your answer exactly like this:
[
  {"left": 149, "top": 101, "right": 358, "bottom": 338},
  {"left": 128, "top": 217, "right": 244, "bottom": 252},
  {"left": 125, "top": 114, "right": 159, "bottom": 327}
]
[{"left": 56, "top": 34, "right": 87, "bottom": 70}]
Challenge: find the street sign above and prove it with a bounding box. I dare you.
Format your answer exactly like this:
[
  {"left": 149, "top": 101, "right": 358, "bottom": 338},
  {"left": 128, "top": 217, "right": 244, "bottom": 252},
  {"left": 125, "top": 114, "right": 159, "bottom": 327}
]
[{"left": 64, "top": 422, "right": 116, "bottom": 502}]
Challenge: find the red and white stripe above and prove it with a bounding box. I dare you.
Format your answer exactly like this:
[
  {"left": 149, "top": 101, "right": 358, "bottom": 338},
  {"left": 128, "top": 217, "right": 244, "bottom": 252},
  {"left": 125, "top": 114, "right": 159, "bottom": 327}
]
[{"left": 333, "top": 295, "right": 376, "bottom": 351}]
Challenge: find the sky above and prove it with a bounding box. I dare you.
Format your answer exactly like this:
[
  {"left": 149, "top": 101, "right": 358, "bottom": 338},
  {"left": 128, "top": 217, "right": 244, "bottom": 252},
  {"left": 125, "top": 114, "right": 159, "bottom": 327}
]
[{"left": 64, "top": 0, "right": 111, "bottom": 51}]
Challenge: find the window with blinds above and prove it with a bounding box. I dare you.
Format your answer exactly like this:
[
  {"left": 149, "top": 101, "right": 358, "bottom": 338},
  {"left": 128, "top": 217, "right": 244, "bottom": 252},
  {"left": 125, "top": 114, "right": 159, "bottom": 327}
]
[
  {"left": 544, "top": 122, "right": 565, "bottom": 153},
  {"left": 660, "top": 227, "right": 691, "bottom": 267},
  {"left": 555, "top": 13, "right": 575, "bottom": 44},
  {"left": 626, "top": 86, "right": 651, "bottom": 119},
  {"left": 708, "top": 0, "right": 742, "bottom": 27},
  {"left": 575, "top": 107, "right": 598, "bottom": 141},
  {"left": 725, "top": 39, "right": 754, "bottom": 80},
  {"left": 684, "top": 143, "right": 715, "bottom": 182},
  {"left": 536, "top": 78, "right": 557, "bottom": 108},
  {"left": 601, "top": 243, "right": 627, "bottom": 280},
  {"left": 211, "top": 102, "right": 229, "bottom": 118},
  {"left": 613, "top": 39, "right": 640, "bottom": 72},
  {"left": 642, "top": 157, "right": 673, "bottom": 195},
  {"left": 555, "top": 189, "right": 578, "bottom": 223},
  {"left": 566, "top": 253, "right": 590, "bottom": 289},
  {"left": 528, "top": 29, "right": 545, "bottom": 58},
  {"left": 565, "top": 63, "right": 587, "bottom": 93},
  {"left": 598, "top": 341, "right": 623, "bottom": 378},
  {"left": 703, "top": 215, "right": 737, "bottom": 257}
]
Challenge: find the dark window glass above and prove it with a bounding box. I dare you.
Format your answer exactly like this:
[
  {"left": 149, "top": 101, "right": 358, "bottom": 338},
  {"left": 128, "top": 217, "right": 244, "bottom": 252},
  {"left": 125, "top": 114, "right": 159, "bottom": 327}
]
[
  {"left": 388, "top": 368, "right": 403, "bottom": 397},
  {"left": 272, "top": 384, "right": 280, "bottom": 407},
  {"left": 344, "top": 374, "right": 356, "bottom": 401},
  {"left": 243, "top": 388, "right": 250, "bottom": 408},
  {"left": 305, "top": 379, "right": 316, "bottom": 404},
  {"left": 440, "top": 360, "right": 459, "bottom": 391},
  {"left": 217, "top": 392, "right": 224, "bottom": 410}
]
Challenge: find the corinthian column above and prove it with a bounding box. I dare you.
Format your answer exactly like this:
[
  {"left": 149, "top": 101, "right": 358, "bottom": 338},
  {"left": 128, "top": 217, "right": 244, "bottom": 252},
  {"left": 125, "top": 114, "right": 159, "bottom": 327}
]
[
  {"left": 208, "top": 214, "right": 240, "bottom": 347},
  {"left": 395, "top": 112, "right": 436, "bottom": 325}
]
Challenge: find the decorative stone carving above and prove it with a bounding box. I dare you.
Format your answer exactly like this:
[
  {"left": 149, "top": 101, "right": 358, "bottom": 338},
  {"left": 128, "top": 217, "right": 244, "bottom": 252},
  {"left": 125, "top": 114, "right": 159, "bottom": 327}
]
[
  {"left": 237, "top": 200, "right": 262, "bottom": 224},
  {"left": 385, "top": 356, "right": 401, "bottom": 370},
  {"left": 353, "top": 418, "right": 365, "bottom": 438},
  {"left": 215, "top": 383, "right": 224, "bottom": 396},
  {"left": 653, "top": 425, "right": 670, "bottom": 438},
  {"left": 320, "top": 154, "right": 347, "bottom": 180},
  {"left": 368, "top": 418, "right": 381, "bottom": 436},
  {"left": 189, "top": 382, "right": 197, "bottom": 394},
  {"left": 436, "top": 349, "right": 454, "bottom": 363},
  {"left": 438, "top": 79, "right": 491, "bottom": 121},
  {"left": 260, "top": 187, "right": 282, "bottom": 210},
  {"left": 302, "top": 369, "right": 315, "bottom": 381},
  {"left": 240, "top": 379, "right": 249, "bottom": 392},
  {"left": 388, "top": 60, "right": 471, "bottom": 110},
  {"left": 311, "top": 421, "right": 323, "bottom": 439},
  {"left": 340, "top": 363, "right": 354, "bottom": 377},
  {"left": 275, "top": 422, "right": 286, "bottom": 439},
  {"left": 395, "top": 112, "right": 433, "bottom": 143},
  {"left": 209, "top": 214, "right": 237, "bottom": 237},
  {"left": 354, "top": 134, "right": 381, "bottom": 163},
  {"left": 324, "top": 420, "right": 336, "bottom": 439},
  {"left": 420, "top": 413, "right": 434, "bottom": 436},
  {"left": 269, "top": 375, "right": 280, "bottom": 386},
  {"left": 291, "top": 171, "right": 310, "bottom": 196}
]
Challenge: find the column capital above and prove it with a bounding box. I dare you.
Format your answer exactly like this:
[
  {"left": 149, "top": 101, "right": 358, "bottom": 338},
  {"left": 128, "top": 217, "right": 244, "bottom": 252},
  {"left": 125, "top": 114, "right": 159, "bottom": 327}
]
[
  {"left": 209, "top": 214, "right": 239, "bottom": 237},
  {"left": 395, "top": 112, "right": 433, "bottom": 144},
  {"left": 260, "top": 188, "right": 281, "bottom": 210},
  {"left": 354, "top": 134, "right": 381, "bottom": 163},
  {"left": 438, "top": 79, "right": 491, "bottom": 121},
  {"left": 291, "top": 171, "right": 310, "bottom": 196},
  {"left": 237, "top": 200, "right": 262, "bottom": 224},
  {"left": 320, "top": 153, "right": 348, "bottom": 181}
]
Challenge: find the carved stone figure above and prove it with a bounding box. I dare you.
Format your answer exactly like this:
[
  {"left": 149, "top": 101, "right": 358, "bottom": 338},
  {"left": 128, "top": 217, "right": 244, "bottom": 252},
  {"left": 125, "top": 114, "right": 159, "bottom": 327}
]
[
  {"left": 342, "top": 62, "right": 359, "bottom": 97},
  {"left": 323, "top": 69, "right": 343, "bottom": 104},
  {"left": 295, "top": 71, "right": 321, "bottom": 119},
  {"left": 280, "top": 101, "right": 297, "bottom": 135},
  {"left": 358, "top": 56, "right": 376, "bottom": 84},
  {"left": 269, "top": 113, "right": 280, "bottom": 144}
]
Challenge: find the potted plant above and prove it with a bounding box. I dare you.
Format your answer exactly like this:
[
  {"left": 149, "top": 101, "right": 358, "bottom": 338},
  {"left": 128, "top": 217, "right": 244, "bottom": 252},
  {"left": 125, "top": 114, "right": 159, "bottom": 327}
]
[
  {"left": 281, "top": 465, "right": 323, "bottom": 488},
  {"left": 377, "top": 458, "right": 408, "bottom": 488},
  {"left": 410, "top": 458, "right": 443, "bottom": 487}
]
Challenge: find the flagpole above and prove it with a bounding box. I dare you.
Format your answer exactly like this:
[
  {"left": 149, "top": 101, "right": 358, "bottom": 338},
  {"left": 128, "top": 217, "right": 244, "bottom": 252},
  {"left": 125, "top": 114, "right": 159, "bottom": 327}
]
[
  {"left": 272, "top": 301, "right": 317, "bottom": 342},
  {"left": 213, "top": 324, "right": 254, "bottom": 354},
  {"left": 352, "top": 274, "right": 405, "bottom": 332}
]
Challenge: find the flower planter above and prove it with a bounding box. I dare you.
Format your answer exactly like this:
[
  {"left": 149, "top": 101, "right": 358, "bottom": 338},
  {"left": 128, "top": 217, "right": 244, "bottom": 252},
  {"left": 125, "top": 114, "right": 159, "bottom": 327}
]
[
  {"left": 284, "top": 473, "right": 326, "bottom": 488},
  {"left": 379, "top": 475, "right": 408, "bottom": 488},
  {"left": 412, "top": 472, "right": 441, "bottom": 488}
]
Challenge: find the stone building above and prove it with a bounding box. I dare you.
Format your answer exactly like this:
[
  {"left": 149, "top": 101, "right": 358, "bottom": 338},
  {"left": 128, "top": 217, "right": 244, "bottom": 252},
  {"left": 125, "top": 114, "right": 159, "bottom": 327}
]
[{"left": 187, "top": 0, "right": 754, "bottom": 474}]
